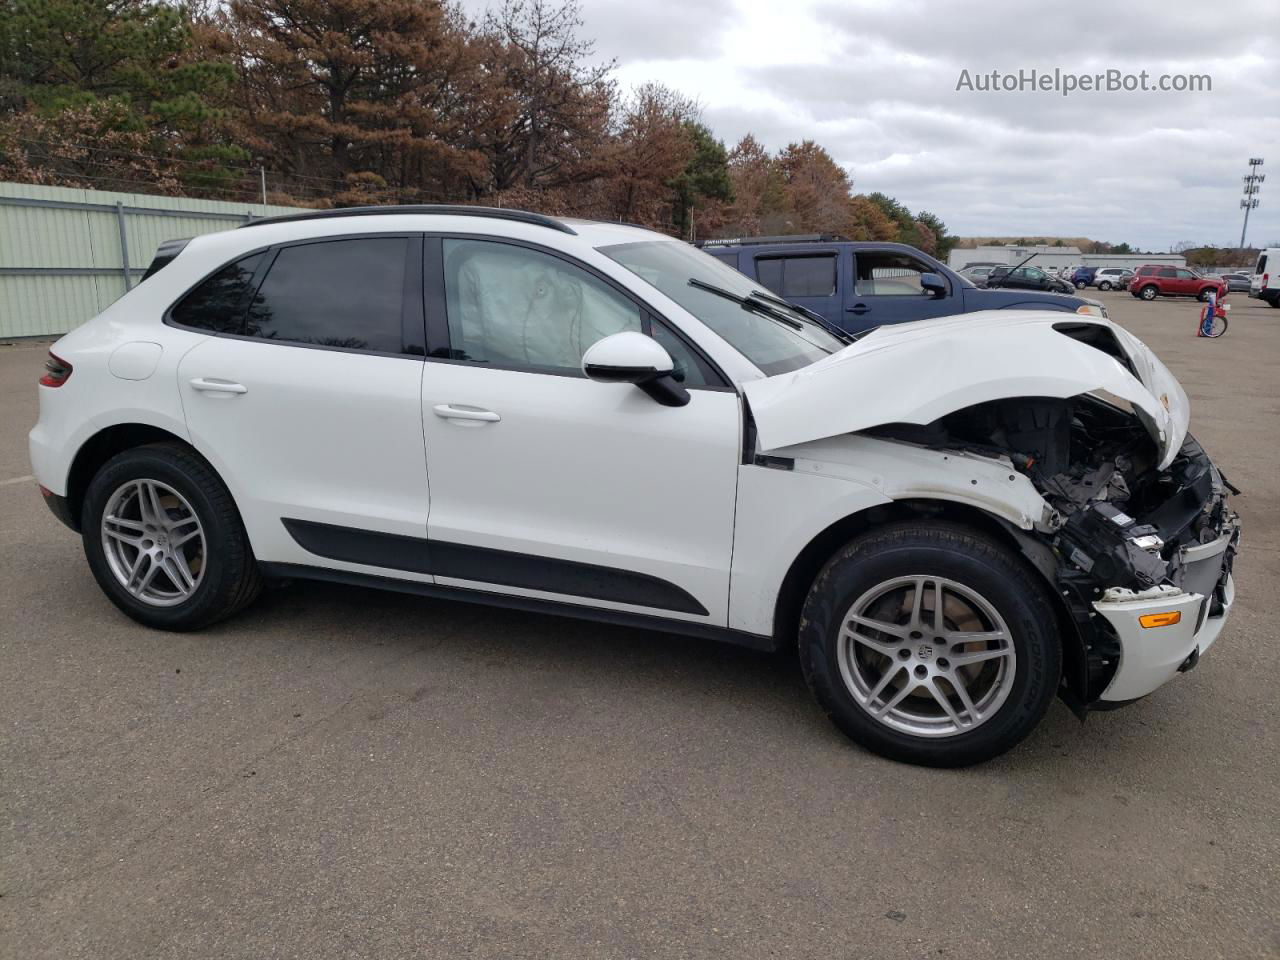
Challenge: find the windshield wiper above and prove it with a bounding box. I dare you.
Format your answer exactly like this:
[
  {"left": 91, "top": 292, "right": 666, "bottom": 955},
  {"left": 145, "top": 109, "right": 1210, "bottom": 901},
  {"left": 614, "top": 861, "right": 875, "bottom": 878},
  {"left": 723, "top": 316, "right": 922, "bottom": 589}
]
[
  {"left": 746, "top": 288, "right": 854, "bottom": 344},
  {"left": 688, "top": 278, "right": 803, "bottom": 330}
]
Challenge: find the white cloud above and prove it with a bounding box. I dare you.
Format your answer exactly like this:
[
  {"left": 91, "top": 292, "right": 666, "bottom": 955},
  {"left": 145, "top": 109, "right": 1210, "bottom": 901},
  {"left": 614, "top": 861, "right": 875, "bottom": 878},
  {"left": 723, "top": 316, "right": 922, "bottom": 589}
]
[{"left": 458, "top": 0, "right": 1280, "bottom": 247}]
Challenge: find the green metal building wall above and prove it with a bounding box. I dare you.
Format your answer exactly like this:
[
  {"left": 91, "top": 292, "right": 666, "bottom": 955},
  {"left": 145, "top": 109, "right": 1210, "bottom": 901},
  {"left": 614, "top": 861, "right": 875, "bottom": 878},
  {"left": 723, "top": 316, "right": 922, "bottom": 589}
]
[{"left": 0, "top": 182, "right": 304, "bottom": 339}]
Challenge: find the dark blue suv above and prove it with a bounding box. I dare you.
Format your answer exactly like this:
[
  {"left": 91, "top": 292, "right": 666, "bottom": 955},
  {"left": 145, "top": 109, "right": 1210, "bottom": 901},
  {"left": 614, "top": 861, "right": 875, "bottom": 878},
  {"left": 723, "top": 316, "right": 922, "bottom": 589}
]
[{"left": 701, "top": 236, "right": 1105, "bottom": 332}]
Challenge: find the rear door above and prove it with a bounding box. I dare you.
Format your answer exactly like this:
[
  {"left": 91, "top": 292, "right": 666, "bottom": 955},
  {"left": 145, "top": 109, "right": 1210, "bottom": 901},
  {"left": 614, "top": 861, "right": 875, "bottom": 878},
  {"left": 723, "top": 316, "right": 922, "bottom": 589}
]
[
  {"left": 750, "top": 250, "right": 843, "bottom": 325},
  {"left": 176, "top": 234, "right": 431, "bottom": 569}
]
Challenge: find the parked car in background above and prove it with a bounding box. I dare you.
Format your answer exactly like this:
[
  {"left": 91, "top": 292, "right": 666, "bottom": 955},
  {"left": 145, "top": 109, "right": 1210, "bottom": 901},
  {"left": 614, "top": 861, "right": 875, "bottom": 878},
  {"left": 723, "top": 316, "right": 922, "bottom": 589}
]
[
  {"left": 28, "top": 205, "right": 1240, "bottom": 767},
  {"left": 1092, "top": 268, "right": 1134, "bottom": 291},
  {"left": 1249, "top": 249, "right": 1279, "bottom": 306},
  {"left": 959, "top": 265, "right": 996, "bottom": 283},
  {"left": 701, "top": 237, "right": 1106, "bottom": 332},
  {"left": 1071, "top": 267, "right": 1097, "bottom": 289},
  {"left": 1218, "top": 273, "right": 1251, "bottom": 293},
  {"left": 1128, "top": 266, "right": 1227, "bottom": 302},
  {"left": 986, "top": 263, "right": 1076, "bottom": 295}
]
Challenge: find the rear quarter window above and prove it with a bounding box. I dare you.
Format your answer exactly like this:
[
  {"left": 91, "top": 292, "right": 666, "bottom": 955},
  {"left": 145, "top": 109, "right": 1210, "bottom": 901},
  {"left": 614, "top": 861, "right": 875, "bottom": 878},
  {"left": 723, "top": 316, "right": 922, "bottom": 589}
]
[{"left": 169, "top": 253, "right": 265, "bottom": 333}]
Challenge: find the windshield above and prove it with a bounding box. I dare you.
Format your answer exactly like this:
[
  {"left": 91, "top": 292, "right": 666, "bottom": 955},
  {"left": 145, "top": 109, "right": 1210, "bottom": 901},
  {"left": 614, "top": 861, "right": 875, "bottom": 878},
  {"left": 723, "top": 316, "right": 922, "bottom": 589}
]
[{"left": 596, "top": 239, "right": 845, "bottom": 375}]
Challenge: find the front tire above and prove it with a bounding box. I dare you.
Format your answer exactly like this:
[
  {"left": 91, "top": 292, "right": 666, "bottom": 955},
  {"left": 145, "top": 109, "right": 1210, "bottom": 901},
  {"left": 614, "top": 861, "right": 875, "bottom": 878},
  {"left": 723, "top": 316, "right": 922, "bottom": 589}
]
[
  {"left": 798, "top": 522, "right": 1061, "bottom": 767},
  {"left": 82, "top": 443, "right": 262, "bottom": 630}
]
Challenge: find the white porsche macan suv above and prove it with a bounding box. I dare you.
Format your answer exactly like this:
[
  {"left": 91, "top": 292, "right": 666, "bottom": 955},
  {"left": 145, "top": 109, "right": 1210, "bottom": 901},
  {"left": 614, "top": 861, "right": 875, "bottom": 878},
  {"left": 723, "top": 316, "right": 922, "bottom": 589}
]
[{"left": 29, "top": 206, "right": 1241, "bottom": 766}]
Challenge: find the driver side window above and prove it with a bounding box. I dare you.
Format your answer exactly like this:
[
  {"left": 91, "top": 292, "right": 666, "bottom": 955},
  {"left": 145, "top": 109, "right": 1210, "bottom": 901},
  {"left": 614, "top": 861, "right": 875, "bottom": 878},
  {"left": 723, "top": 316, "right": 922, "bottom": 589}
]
[
  {"left": 442, "top": 239, "right": 642, "bottom": 375},
  {"left": 855, "top": 252, "right": 938, "bottom": 296}
]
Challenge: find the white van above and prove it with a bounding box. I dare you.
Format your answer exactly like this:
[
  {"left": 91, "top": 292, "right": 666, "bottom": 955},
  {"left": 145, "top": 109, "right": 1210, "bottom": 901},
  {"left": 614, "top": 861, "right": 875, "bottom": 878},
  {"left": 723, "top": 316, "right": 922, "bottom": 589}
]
[{"left": 1250, "top": 248, "right": 1280, "bottom": 306}]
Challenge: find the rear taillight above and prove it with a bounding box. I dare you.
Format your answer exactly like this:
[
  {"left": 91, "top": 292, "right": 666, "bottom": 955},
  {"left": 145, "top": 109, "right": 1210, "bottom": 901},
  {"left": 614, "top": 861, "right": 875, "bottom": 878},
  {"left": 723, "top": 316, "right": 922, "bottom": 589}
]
[
  {"left": 1264, "top": 273, "right": 1270, "bottom": 286},
  {"left": 39, "top": 352, "right": 72, "bottom": 388}
]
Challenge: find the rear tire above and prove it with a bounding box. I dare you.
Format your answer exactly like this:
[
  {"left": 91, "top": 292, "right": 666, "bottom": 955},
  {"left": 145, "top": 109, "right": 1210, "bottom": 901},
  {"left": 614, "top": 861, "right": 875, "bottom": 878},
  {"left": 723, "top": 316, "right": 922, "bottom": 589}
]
[
  {"left": 798, "top": 522, "right": 1061, "bottom": 767},
  {"left": 1098, "top": 280, "right": 1112, "bottom": 291},
  {"left": 1139, "top": 284, "right": 1159, "bottom": 301},
  {"left": 82, "top": 443, "right": 262, "bottom": 630}
]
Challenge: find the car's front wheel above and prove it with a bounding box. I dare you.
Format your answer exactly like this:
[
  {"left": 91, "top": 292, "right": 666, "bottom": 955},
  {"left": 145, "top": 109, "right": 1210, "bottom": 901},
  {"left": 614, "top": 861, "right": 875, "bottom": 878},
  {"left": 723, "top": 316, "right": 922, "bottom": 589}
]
[
  {"left": 82, "top": 443, "right": 262, "bottom": 630},
  {"left": 1197, "top": 288, "right": 1215, "bottom": 302},
  {"left": 798, "top": 522, "right": 1061, "bottom": 767}
]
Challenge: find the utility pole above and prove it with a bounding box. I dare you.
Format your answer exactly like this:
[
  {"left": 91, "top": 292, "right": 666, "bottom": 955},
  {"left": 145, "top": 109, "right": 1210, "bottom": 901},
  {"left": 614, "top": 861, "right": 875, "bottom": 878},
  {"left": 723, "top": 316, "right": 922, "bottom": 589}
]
[
  {"left": 260, "top": 165, "right": 268, "bottom": 215},
  {"left": 1240, "top": 157, "right": 1264, "bottom": 249}
]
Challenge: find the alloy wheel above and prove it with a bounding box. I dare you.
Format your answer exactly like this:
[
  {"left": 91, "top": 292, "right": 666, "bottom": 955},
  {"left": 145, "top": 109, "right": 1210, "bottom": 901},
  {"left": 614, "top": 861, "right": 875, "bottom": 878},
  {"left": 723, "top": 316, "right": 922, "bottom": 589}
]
[
  {"left": 100, "top": 479, "right": 206, "bottom": 607},
  {"left": 836, "top": 575, "right": 1016, "bottom": 738}
]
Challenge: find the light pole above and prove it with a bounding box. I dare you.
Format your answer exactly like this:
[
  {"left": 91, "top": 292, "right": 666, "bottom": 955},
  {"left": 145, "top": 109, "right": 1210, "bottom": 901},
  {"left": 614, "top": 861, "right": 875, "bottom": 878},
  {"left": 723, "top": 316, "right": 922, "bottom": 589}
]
[{"left": 1240, "top": 157, "right": 1264, "bottom": 250}]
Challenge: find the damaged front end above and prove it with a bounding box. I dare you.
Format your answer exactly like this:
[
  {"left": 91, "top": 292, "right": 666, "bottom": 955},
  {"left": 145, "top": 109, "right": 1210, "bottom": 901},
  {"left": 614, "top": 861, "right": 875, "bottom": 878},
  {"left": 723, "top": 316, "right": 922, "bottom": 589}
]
[
  {"left": 876, "top": 394, "right": 1240, "bottom": 712},
  {"left": 741, "top": 310, "right": 1240, "bottom": 712}
]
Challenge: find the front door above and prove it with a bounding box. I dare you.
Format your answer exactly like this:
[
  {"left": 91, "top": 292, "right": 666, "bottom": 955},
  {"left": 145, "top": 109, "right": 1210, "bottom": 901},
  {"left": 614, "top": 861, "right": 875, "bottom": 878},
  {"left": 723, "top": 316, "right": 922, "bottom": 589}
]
[
  {"left": 419, "top": 237, "right": 741, "bottom": 624},
  {"left": 177, "top": 235, "right": 430, "bottom": 568},
  {"left": 845, "top": 250, "right": 959, "bottom": 330}
]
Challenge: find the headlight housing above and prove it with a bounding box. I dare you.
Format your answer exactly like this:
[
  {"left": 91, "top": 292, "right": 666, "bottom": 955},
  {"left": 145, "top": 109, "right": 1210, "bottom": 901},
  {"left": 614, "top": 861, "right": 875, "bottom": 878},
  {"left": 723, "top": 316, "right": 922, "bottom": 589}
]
[{"left": 1076, "top": 303, "right": 1109, "bottom": 319}]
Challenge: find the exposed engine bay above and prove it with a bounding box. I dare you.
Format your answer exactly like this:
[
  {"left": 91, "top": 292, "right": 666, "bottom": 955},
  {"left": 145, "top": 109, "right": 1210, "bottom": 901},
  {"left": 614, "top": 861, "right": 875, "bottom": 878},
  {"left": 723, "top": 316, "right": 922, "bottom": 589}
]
[{"left": 868, "top": 393, "right": 1240, "bottom": 706}]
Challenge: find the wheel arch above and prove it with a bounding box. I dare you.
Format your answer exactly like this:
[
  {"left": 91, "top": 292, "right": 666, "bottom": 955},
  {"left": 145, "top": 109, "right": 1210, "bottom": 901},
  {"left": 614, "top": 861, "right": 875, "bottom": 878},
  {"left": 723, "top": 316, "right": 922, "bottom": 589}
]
[
  {"left": 64, "top": 424, "right": 211, "bottom": 531},
  {"left": 771, "top": 497, "right": 1085, "bottom": 707}
]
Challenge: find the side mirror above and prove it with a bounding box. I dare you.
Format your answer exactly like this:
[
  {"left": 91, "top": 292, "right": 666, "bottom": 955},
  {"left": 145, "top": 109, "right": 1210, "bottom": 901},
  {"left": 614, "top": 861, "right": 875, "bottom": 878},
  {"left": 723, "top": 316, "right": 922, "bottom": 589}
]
[
  {"left": 920, "top": 272, "right": 947, "bottom": 298},
  {"left": 582, "top": 331, "right": 689, "bottom": 407}
]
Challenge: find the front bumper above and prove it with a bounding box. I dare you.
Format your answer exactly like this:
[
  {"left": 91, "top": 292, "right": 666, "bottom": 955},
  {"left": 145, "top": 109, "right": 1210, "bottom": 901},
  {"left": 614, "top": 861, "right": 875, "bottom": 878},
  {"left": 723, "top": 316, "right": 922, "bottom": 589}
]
[{"left": 1093, "top": 522, "right": 1238, "bottom": 702}]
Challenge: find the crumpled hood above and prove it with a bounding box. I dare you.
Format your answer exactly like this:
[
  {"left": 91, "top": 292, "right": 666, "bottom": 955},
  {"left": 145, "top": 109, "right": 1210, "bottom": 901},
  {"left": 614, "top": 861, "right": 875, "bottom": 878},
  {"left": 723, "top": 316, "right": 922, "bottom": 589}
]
[{"left": 741, "top": 310, "right": 1190, "bottom": 469}]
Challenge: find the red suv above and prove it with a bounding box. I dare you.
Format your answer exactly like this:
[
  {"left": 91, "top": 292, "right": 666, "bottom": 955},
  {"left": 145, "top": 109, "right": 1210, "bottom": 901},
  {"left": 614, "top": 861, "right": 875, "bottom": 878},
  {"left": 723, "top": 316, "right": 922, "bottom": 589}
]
[{"left": 1128, "top": 265, "right": 1226, "bottom": 302}]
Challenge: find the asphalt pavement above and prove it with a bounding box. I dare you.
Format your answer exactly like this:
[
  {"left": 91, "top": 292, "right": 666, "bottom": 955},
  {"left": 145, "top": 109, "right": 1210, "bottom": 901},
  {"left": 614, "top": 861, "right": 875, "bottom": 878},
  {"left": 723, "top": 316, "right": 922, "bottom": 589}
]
[{"left": 1, "top": 290, "right": 1277, "bottom": 959}]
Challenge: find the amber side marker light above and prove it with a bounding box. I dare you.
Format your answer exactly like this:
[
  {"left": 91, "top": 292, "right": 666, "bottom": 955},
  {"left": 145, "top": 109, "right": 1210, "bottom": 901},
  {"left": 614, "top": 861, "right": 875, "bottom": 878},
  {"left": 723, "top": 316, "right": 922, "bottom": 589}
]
[{"left": 1139, "top": 611, "right": 1182, "bottom": 628}]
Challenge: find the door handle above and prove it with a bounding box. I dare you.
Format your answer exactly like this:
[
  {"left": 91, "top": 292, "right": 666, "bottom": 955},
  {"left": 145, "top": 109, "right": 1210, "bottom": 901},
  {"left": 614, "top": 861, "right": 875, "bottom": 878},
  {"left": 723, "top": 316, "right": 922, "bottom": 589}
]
[
  {"left": 433, "top": 404, "right": 500, "bottom": 423},
  {"left": 846, "top": 304, "right": 871, "bottom": 315},
  {"left": 189, "top": 377, "right": 247, "bottom": 395}
]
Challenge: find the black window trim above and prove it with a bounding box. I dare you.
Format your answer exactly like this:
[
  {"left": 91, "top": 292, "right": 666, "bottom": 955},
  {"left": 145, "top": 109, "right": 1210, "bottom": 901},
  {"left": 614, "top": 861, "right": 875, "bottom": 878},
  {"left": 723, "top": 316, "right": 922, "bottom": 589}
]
[
  {"left": 163, "top": 232, "right": 427, "bottom": 361},
  {"left": 752, "top": 250, "right": 840, "bottom": 299},
  {"left": 422, "top": 231, "right": 733, "bottom": 391}
]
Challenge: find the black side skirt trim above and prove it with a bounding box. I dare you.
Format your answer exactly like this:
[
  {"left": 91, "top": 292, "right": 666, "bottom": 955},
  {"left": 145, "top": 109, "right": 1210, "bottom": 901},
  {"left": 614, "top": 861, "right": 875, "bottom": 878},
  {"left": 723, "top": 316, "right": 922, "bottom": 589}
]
[
  {"left": 260, "top": 561, "right": 775, "bottom": 652},
  {"left": 281, "top": 518, "right": 710, "bottom": 616}
]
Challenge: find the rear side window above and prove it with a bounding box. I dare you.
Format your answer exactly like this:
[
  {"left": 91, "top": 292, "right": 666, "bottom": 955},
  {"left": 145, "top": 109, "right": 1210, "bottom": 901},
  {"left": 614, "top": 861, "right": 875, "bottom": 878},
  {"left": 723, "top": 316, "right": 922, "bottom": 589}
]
[
  {"left": 1158, "top": 268, "right": 1177, "bottom": 278},
  {"left": 1257, "top": 254, "right": 1268, "bottom": 273},
  {"left": 247, "top": 238, "right": 409, "bottom": 353},
  {"left": 754, "top": 255, "right": 836, "bottom": 297},
  {"left": 170, "top": 253, "right": 265, "bottom": 333}
]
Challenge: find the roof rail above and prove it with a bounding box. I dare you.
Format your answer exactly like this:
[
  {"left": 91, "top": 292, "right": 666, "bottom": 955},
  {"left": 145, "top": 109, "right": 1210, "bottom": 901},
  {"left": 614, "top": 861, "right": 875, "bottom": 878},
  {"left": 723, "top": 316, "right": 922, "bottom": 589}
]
[
  {"left": 239, "top": 204, "right": 578, "bottom": 235},
  {"left": 700, "top": 233, "right": 846, "bottom": 248}
]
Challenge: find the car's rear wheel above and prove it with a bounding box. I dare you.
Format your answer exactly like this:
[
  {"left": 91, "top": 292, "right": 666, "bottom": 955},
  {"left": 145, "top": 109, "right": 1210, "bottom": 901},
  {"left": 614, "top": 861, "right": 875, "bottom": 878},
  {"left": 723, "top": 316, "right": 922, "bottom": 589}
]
[
  {"left": 1098, "top": 280, "right": 1112, "bottom": 291},
  {"left": 798, "top": 522, "right": 1061, "bottom": 767},
  {"left": 82, "top": 443, "right": 262, "bottom": 630},
  {"left": 1139, "top": 284, "right": 1159, "bottom": 300}
]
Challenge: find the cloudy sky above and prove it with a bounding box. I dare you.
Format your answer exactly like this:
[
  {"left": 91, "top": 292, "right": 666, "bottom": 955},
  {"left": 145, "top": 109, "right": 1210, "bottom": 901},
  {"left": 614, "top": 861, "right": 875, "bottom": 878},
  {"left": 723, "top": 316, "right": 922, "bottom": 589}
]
[{"left": 463, "top": 0, "right": 1279, "bottom": 250}]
